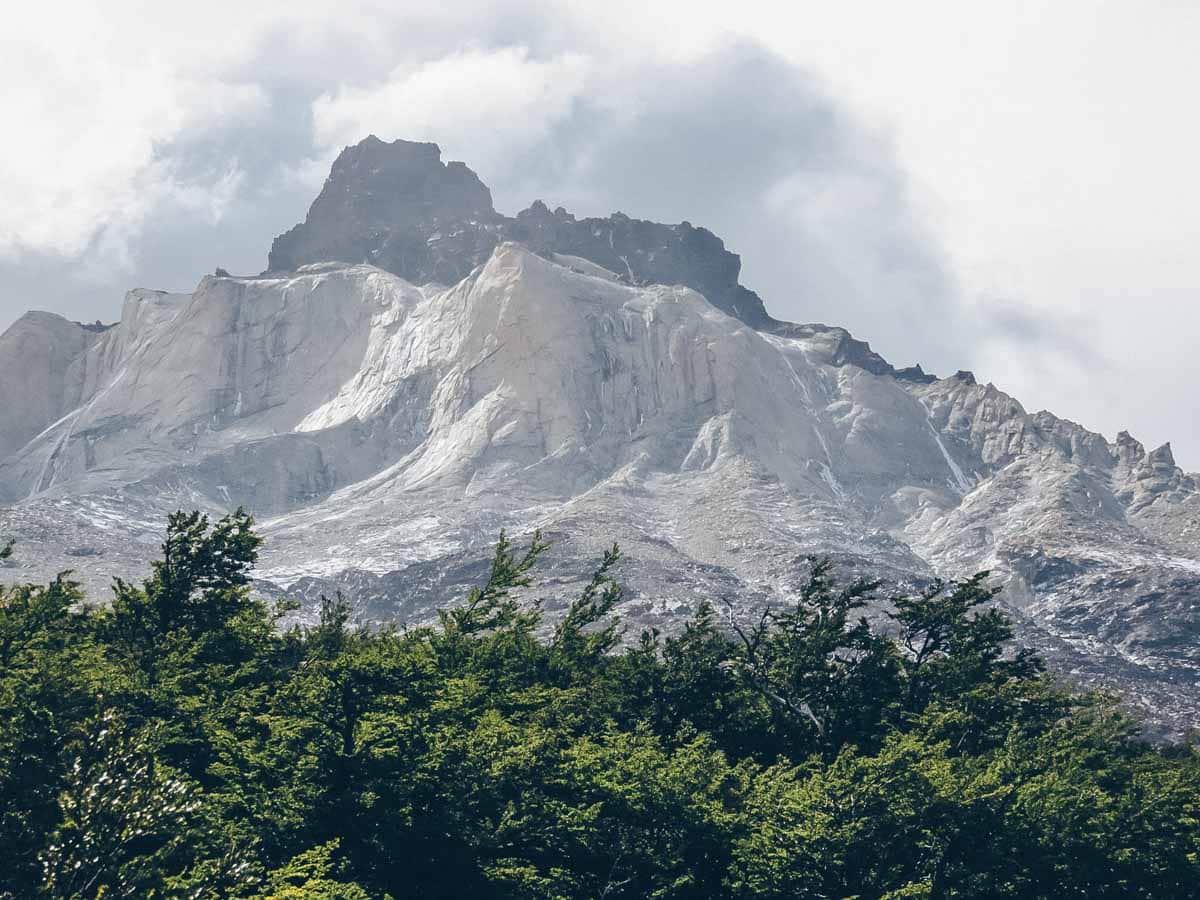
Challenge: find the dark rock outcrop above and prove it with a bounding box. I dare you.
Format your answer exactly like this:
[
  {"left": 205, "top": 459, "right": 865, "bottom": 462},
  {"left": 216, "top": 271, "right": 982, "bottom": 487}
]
[
  {"left": 508, "top": 201, "right": 776, "bottom": 329},
  {"left": 268, "top": 136, "right": 778, "bottom": 328},
  {"left": 268, "top": 137, "right": 503, "bottom": 286},
  {"left": 771, "top": 322, "right": 935, "bottom": 382}
]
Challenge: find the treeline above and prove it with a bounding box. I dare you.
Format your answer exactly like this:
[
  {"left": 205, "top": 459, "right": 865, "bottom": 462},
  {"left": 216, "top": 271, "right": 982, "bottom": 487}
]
[{"left": 0, "top": 511, "right": 1197, "bottom": 898}]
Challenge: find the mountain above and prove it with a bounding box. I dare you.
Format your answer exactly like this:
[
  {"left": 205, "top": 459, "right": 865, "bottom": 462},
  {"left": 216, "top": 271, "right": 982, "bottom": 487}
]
[{"left": 2, "top": 136, "right": 1198, "bottom": 735}]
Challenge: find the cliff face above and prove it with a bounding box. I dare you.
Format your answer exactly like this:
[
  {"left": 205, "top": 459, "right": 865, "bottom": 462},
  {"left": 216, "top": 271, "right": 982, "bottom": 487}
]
[
  {"left": 0, "top": 312, "right": 108, "bottom": 462},
  {"left": 267, "top": 135, "right": 778, "bottom": 330}
]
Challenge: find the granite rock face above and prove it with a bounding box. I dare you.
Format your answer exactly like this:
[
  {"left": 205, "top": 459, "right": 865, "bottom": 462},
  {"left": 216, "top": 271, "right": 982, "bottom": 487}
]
[
  {"left": 3, "top": 138, "right": 1199, "bottom": 737},
  {"left": 0, "top": 311, "right": 113, "bottom": 461}
]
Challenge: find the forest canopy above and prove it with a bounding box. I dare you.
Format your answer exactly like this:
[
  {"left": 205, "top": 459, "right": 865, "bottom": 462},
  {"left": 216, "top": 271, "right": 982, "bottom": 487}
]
[{"left": 0, "top": 510, "right": 1197, "bottom": 898}]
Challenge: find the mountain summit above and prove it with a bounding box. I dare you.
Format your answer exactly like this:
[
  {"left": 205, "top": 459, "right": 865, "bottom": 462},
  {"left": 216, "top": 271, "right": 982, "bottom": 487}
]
[
  {"left": 2, "top": 137, "right": 1198, "bottom": 735},
  {"left": 268, "top": 136, "right": 926, "bottom": 379},
  {"left": 271, "top": 135, "right": 778, "bottom": 334}
]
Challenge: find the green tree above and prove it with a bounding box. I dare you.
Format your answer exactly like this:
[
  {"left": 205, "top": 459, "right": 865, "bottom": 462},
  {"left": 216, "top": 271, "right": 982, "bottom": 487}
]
[
  {"left": 724, "top": 559, "right": 901, "bottom": 757},
  {"left": 0, "top": 512, "right": 1196, "bottom": 899}
]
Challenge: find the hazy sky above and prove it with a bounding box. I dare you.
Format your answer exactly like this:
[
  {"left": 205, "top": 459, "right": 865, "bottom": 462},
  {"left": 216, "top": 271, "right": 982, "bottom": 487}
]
[{"left": 2, "top": 1, "right": 1197, "bottom": 467}]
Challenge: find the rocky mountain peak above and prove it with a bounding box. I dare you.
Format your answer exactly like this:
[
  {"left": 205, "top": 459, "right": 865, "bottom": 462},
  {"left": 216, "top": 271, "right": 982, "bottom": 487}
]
[
  {"left": 261, "top": 136, "right": 967, "bottom": 383},
  {"left": 317, "top": 135, "right": 496, "bottom": 221},
  {"left": 1114, "top": 430, "right": 1146, "bottom": 469},
  {"left": 268, "top": 136, "right": 500, "bottom": 286},
  {"left": 1147, "top": 442, "right": 1176, "bottom": 468},
  {"left": 263, "top": 135, "right": 958, "bottom": 380},
  {"left": 266, "top": 135, "right": 783, "bottom": 329}
]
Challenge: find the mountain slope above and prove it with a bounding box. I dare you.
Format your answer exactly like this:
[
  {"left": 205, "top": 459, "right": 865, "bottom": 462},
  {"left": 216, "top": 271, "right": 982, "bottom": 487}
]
[{"left": 1, "top": 139, "right": 1198, "bottom": 735}]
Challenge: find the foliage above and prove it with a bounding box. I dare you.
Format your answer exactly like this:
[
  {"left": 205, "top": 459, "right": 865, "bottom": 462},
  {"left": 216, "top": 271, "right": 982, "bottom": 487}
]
[{"left": 0, "top": 511, "right": 1196, "bottom": 898}]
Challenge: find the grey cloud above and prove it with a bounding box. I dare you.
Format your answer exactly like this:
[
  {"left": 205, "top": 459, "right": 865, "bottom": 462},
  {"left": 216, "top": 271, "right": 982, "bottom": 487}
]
[
  {"left": 479, "top": 43, "right": 963, "bottom": 373},
  {"left": 978, "top": 298, "right": 1112, "bottom": 372},
  {"left": 0, "top": 81, "right": 322, "bottom": 327}
]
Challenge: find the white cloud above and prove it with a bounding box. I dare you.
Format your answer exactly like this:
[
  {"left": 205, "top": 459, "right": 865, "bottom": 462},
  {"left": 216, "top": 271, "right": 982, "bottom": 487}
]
[
  {"left": 0, "top": 4, "right": 264, "bottom": 261},
  {"left": 312, "top": 46, "right": 592, "bottom": 177}
]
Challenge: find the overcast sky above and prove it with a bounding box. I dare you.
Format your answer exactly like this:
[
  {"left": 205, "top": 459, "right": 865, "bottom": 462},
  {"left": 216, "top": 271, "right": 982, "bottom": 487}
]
[{"left": 2, "top": 1, "right": 1197, "bottom": 467}]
